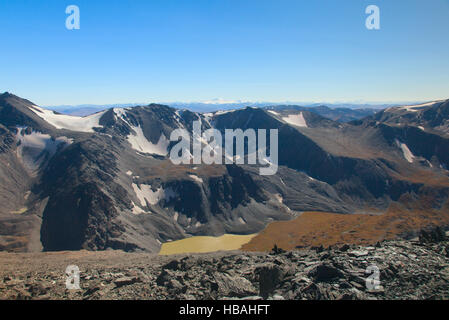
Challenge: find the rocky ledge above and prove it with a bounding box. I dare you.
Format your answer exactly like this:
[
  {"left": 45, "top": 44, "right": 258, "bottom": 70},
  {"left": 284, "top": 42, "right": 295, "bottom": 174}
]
[{"left": 0, "top": 228, "right": 448, "bottom": 300}]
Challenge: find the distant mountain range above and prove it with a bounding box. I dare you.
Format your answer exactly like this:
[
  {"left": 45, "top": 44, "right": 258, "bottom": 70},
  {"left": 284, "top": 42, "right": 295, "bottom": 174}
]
[
  {"left": 45, "top": 101, "right": 399, "bottom": 121},
  {"left": 1, "top": 92, "right": 448, "bottom": 253}
]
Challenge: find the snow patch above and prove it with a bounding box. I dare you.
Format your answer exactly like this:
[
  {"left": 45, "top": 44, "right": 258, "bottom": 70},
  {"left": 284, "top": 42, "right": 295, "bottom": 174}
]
[
  {"left": 29, "top": 105, "right": 105, "bottom": 132},
  {"left": 173, "top": 111, "right": 185, "bottom": 128},
  {"left": 127, "top": 125, "right": 169, "bottom": 156},
  {"left": 202, "top": 113, "right": 213, "bottom": 126},
  {"left": 132, "top": 183, "right": 176, "bottom": 206},
  {"left": 114, "top": 108, "right": 132, "bottom": 126},
  {"left": 131, "top": 201, "right": 146, "bottom": 215},
  {"left": 214, "top": 110, "right": 235, "bottom": 116},
  {"left": 279, "top": 177, "right": 286, "bottom": 186},
  {"left": 15, "top": 127, "right": 72, "bottom": 172},
  {"left": 188, "top": 174, "right": 203, "bottom": 184},
  {"left": 16, "top": 128, "right": 72, "bottom": 152},
  {"left": 282, "top": 112, "right": 308, "bottom": 127},
  {"left": 395, "top": 139, "right": 415, "bottom": 163},
  {"left": 398, "top": 101, "right": 440, "bottom": 112}
]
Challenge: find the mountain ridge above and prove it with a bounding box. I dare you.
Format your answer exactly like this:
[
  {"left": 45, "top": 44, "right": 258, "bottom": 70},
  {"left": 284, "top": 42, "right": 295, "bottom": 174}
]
[{"left": 1, "top": 92, "right": 448, "bottom": 253}]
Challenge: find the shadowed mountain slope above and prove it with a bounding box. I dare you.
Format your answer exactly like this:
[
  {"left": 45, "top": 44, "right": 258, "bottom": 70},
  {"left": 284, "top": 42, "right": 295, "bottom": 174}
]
[{"left": 1, "top": 93, "right": 448, "bottom": 253}]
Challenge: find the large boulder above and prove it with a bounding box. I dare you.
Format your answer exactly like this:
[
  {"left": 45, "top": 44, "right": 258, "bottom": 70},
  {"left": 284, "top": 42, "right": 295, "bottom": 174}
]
[
  {"left": 213, "top": 273, "right": 257, "bottom": 298},
  {"left": 257, "top": 264, "right": 285, "bottom": 298},
  {"left": 308, "top": 263, "right": 344, "bottom": 282}
]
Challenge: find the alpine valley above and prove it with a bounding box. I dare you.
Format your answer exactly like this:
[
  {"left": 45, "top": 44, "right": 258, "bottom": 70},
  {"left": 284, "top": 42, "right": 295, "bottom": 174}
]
[{"left": 1, "top": 92, "right": 449, "bottom": 254}]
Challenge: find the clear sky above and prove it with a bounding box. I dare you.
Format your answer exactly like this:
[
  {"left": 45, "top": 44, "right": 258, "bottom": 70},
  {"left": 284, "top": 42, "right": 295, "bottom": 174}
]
[{"left": 1, "top": 0, "right": 448, "bottom": 106}]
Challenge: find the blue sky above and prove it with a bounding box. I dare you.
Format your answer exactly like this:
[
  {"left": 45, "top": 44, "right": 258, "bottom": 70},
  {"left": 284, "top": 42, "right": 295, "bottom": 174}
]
[{"left": 0, "top": 0, "right": 448, "bottom": 106}]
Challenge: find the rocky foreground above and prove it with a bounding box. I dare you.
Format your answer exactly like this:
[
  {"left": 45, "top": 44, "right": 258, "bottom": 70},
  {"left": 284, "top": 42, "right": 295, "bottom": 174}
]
[{"left": 0, "top": 229, "right": 448, "bottom": 300}]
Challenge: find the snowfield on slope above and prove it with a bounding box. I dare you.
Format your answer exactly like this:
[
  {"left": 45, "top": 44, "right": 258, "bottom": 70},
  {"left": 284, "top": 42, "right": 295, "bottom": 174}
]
[
  {"left": 127, "top": 125, "right": 170, "bottom": 156},
  {"left": 282, "top": 112, "right": 308, "bottom": 127},
  {"left": 15, "top": 127, "right": 72, "bottom": 173},
  {"left": 395, "top": 139, "right": 415, "bottom": 163},
  {"left": 132, "top": 183, "right": 177, "bottom": 206},
  {"left": 16, "top": 127, "right": 72, "bottom": 153},
  {"left": 397, "top": 101, "right": 441, "bottom": 112},
  {"left": 28, "top": 105, "right": 105, "bottom": 132},
  {"left": 113, "top": 108, "right": 171, "bottom": 156}
]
